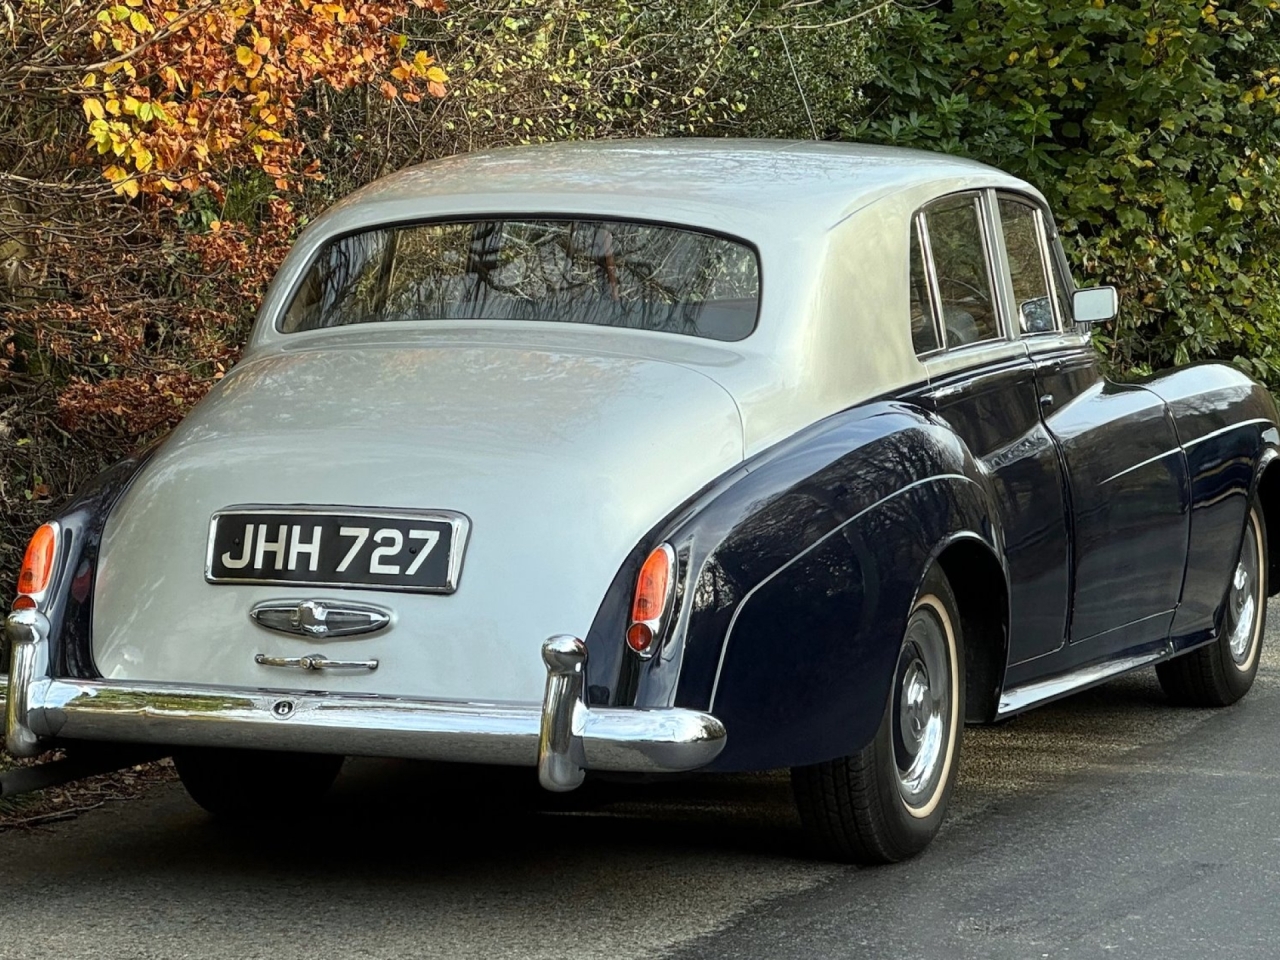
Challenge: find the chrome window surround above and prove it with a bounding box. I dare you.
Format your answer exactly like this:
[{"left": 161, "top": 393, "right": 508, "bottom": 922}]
[
  {"left": 910, "top": 190, "right": 1010, "bottom": 360},
  {"left": 991, "top": 191, "right": 1065, "bottom": 337},
  {"left": 2, "top": 609, "right": 727, "bottom": 791}
]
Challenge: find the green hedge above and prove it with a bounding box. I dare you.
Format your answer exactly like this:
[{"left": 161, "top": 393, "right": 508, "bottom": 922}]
[{"left": 853, "top": 0, "right": 1280, "bottom": 383}]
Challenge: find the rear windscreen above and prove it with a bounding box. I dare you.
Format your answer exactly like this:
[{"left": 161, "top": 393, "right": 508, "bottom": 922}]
[{"left": 280, "top": 218, "right": 760, "bottom": 341}]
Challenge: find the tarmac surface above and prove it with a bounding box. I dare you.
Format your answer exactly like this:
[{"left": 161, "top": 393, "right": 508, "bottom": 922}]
[{"left": 2, "top": 614, "right": 1280, "bottom": 959}]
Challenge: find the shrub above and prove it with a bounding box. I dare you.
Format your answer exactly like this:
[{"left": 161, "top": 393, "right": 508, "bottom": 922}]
[{"left": 853, "top": 0, "right": 1280, "bottom": 383}]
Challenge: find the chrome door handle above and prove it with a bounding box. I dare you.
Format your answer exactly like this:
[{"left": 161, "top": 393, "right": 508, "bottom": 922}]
[
  {"left": 1039, "top": 393, "right": 1055, "bottom": 407},
  {"left": 255, "top": 653, "right": 379, "bottom": 671}
]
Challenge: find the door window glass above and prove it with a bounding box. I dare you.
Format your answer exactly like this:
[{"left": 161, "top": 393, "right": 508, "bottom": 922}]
[
  {"left": 909, "top": 219, "right": 940, "bottom": 354},
  {"left": 998, "top": 198, "right": 1057, "bottom": 335},
  {"left": 923, "top": 196, "right": 1000, "bottom": 347}
]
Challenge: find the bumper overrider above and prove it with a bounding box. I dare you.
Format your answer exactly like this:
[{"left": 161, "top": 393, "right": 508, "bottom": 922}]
[{"left": 0, "top": 610, "right": 726, "bottom": 791}]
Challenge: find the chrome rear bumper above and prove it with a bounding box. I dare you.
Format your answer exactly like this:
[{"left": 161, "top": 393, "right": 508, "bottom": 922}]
[{"left": 2, "top": 611, "right": 725, "bottom": 792}]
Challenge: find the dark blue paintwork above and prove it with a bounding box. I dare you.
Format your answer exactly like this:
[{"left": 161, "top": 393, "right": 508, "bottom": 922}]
[{"left": 580, "top": 348, "right": 1280, "bottom": 774}]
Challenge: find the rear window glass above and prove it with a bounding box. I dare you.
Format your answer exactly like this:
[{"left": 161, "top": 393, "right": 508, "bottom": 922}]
[{"left": 281, "top": 218, "right": 761, "bottom": 341}]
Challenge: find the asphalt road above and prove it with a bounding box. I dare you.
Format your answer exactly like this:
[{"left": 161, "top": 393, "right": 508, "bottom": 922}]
[{"left": 3, "top": 617, "right": 1280, "bottom": 959}]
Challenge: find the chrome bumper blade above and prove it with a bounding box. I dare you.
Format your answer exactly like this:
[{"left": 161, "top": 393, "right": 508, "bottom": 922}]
[{"left": 3, "top": 612, "right": 726, "bottom": 791}]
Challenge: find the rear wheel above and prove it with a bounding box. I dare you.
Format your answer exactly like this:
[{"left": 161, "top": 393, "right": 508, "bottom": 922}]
[
  {"left": 174, "top": 748, "right": 344, "bottom": 820},
  {"left": 1157, "top": 503, "right": 1267, "bottom": 707},
  {"left": 792, "top": 565, "right": 964, "bottom": 864}
]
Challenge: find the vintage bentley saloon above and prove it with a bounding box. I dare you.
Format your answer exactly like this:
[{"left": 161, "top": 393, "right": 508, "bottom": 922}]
[{"left": 6, "top": 140, "right": 1279, "bottom": 864}]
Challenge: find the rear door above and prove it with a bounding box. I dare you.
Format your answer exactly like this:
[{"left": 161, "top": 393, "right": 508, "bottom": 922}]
[
  {"left": 915, "top": 192, "right": 1072, "bottom": 666},
  {"left": 999, "top": 195, "right": 1190, "bottom": 658}
]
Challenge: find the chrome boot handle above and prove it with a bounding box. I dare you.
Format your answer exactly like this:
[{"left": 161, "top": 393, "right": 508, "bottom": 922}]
[{"left": 254, "top": 653, "right": 378, "bottom": 671}]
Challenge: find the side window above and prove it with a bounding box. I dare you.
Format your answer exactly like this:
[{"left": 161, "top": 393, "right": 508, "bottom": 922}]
[
  {"left": 998, "top": 198, "right": 1058, "bottom": 335},
  {"left": 922, "top": 195, "right": 1000, "bottom": 347},
  {"left": 909, "top": 219, "right": 940, "bottom": 354}
]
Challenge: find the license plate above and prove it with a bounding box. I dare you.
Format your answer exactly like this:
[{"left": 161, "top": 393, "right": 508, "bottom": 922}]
[{"left": 206, "top": 506, "right": 470, "bottom": 593}]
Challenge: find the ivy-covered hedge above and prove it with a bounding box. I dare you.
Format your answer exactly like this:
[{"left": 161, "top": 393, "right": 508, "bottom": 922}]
[{"left": 853, "top": 0, "right": 1280, "bottom": 383}]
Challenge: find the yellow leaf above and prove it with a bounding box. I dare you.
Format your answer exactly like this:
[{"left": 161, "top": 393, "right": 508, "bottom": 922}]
[
  {"left": 1229, "top": 194, "right": 1244, "bottom": 211},
  {"left": 132, "top": 142, "right": 154, "bottom": 172},
  {"left": 120, "top": 60, "right": 136, "bottom": 79},
  {"left": 83, "top": 72, "right": 97, "bottom": 87},
  {"left": 105, "top": 97, "right": 121, "bottom": 116},
  {"left": 129, "top": 10, "right": 151, "bottom": 32},
  {"left": 119, "top": 178, "right": 140, "bottom": 199},
  {"left": 1071, "top": 77, "right": 1086, "bottom": 91},
  {"left": 122, "top": 95, "right": 140, "bottom": 115},
  {"left": 236, "top": 45, "right": 254, "bottom": 66},
  {"left": 103, "top": 163, "right": 129, "bottom": 182},
  {"left": 426, "top": 66, "right": 447, "bottom": 83},
  {"left": 83, "top": 97, "right": 105, "bottom": 121}
]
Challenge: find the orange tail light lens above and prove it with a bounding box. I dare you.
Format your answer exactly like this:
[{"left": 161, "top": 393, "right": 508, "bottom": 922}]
[
  {"left": 627, "top": 544, "right": 675, "bottom": 656},
  {"left": 15, "top": 522, "right": 58, "bottom": 606}
]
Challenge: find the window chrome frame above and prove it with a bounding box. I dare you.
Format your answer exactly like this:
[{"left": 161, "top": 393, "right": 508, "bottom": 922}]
[
  {"left": 991, "top": 191, "right": 1065, "bottom": 338},
  {"left": 911, "top": 212, "right": 946, "bottom": 359}
]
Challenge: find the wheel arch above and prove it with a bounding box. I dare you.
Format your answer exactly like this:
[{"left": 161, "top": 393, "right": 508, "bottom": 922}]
[
  {"left": 1254, "top": 448, "right": 1280, "bottom": 596},
  {"left": 933, "top": 535, "right": 1009, "bottom": 724}
]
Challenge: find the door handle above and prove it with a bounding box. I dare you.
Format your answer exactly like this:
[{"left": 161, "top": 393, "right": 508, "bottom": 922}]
[{"left": 1039, "top": 393, "right": 1055, "bottom": 408}]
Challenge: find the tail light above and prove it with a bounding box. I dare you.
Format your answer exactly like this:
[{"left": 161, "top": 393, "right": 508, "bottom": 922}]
[
  {"left": 13, "top": 522, "right": 59, "bottom": 611},
  {"left": 626, "top": 543, "right": 676, "bottom": 658}
]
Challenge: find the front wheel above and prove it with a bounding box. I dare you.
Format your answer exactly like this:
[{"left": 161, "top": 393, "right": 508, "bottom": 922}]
[
  {"left": 1157, "top": 503, "right": 1267, "bottom": 707},
  {"left": 792, "top": 565, "right": 964, "bottom": 864},
  {"left": 175, "top": 748, "right": 345, "bottom": 820}
]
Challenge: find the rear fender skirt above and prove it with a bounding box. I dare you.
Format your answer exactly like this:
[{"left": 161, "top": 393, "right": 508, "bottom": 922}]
[{"left": 1138, "top": 364, "right": 1280, "bottom": 648}]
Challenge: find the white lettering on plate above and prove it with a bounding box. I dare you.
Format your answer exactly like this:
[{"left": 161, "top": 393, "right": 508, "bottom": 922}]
[
  {"left": 289, "top": 524, "right": 322, "bottom": 572},
  {"left": 370, "top": 528, "right": 404, "bottom": 574},
  {"left": 405, "top": 530, "right": 440, "bottom": 576},
  {"left": 255, "top": 523, "right": 288, "bottom": 571},
  {"left": 220, "top": 523, "right": 255, "bottom": 569},
  {"left": 337, "top": 526, "right": 369, "bottom": 573}
]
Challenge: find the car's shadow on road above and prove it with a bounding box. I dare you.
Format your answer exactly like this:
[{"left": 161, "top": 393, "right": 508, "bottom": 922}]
[{"left": 145, "top": 665, "right": 1230, "bottom": 880}]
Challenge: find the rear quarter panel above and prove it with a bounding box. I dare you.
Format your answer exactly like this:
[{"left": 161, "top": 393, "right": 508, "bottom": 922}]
[{"left": 594, "top": 401, "right": 1003, "bottom": 772}]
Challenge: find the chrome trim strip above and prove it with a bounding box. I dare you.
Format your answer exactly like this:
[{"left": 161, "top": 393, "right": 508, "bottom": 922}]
[
  {"left": 249, "top": 598, "right": 392, "bottom": 639},
  {"left": 1, "top": 614, "right": 726, "bottom": 788},
  {"left": 709, "top": 473, "right": 976, "bottom": 709},
  {"left": 254, "top": 653, "right": 379, "bottom": 671},
  {"left": 1183, "top": 418, "right": 1271, "bottom": 450},
  {"left": 1101, "top": 447, "right": 1183, "bottom": 485},
  {"left": 205, "top": 504, "right": 472, "bottom": 595},
  {"left": 997, "top": 648, "right": 1167, "bottom": 715}
]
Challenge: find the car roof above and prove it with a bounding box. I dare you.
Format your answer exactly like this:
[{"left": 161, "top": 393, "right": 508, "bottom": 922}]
[{"left": 325, "top": 138, "right": 1015, "bottom": 233}]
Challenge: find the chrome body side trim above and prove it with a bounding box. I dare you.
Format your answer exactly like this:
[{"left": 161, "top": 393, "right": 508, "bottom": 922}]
[
  {"left": 997, "top": 647, "right": 1168, "bottom": 716},
  {"left": 2, "top": 612, "right": 726, "bottom": 788}
]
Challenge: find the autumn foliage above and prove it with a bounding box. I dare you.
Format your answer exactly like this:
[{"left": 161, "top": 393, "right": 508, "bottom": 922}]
[{"left": 79, "top": 0, "right": 448, "bottom": 196}]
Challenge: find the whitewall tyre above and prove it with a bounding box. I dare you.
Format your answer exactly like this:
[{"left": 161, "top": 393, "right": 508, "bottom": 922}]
[{"left": 792, "top": 564, "right": 964, "bottom": 864}]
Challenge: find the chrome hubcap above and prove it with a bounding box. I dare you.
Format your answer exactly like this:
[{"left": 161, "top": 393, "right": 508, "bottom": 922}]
[
  {"left": 1227, "top": 519, "right": 1260, "bottom": 666},
  {"left": 893, "top": 606, "right": 952, "bottom": 810}
]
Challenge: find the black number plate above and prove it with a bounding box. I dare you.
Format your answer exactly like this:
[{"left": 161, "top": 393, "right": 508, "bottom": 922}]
[{"left": 206, "top": 506, "right": 470, "bottom": 593}]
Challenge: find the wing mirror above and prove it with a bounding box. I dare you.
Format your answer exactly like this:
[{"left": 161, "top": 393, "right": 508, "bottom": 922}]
[{"left": 1073, "top": 286, "right": 1118, "bottom": 324}]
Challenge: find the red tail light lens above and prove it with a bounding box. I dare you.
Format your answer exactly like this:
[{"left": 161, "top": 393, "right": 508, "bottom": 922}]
[
  {"left": 15, "top": 523, "right": 58, "bottom": 609},
  {"left": 627, "top": 544, "right": 675, "bottom": 656}
]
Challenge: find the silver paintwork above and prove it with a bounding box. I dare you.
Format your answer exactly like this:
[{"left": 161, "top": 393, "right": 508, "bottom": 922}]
[
  {"left": 4, "top": 611, "right": 726, "bottom": 784},
  {"left": 254, "top": 653, "right": 380, "bottom": 671},
  {"left": 207, "top": 506, "right": 471, "bottom": 594},
  {"left": 249, "top": 599, "right": 392, "bottom": 639},
  {"left": 92, "top": 140, "right": 1055, "bottom": 707}
]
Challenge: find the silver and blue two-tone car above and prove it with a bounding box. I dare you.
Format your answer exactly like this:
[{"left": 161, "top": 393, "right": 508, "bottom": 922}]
[{"left": 6, "top": 140, "right": 1278, "bottom": 863}]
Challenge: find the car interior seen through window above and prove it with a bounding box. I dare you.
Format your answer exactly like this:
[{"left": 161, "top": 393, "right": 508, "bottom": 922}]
[
  {"left": 282, "top": 218, "right": 761, "bottom": 342},
  {"left": 999, "top": 198, "right": 1058, "bottom": 335},
  {"left": 922, "top": 195, "right": 1000, "bottom": 348}
]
